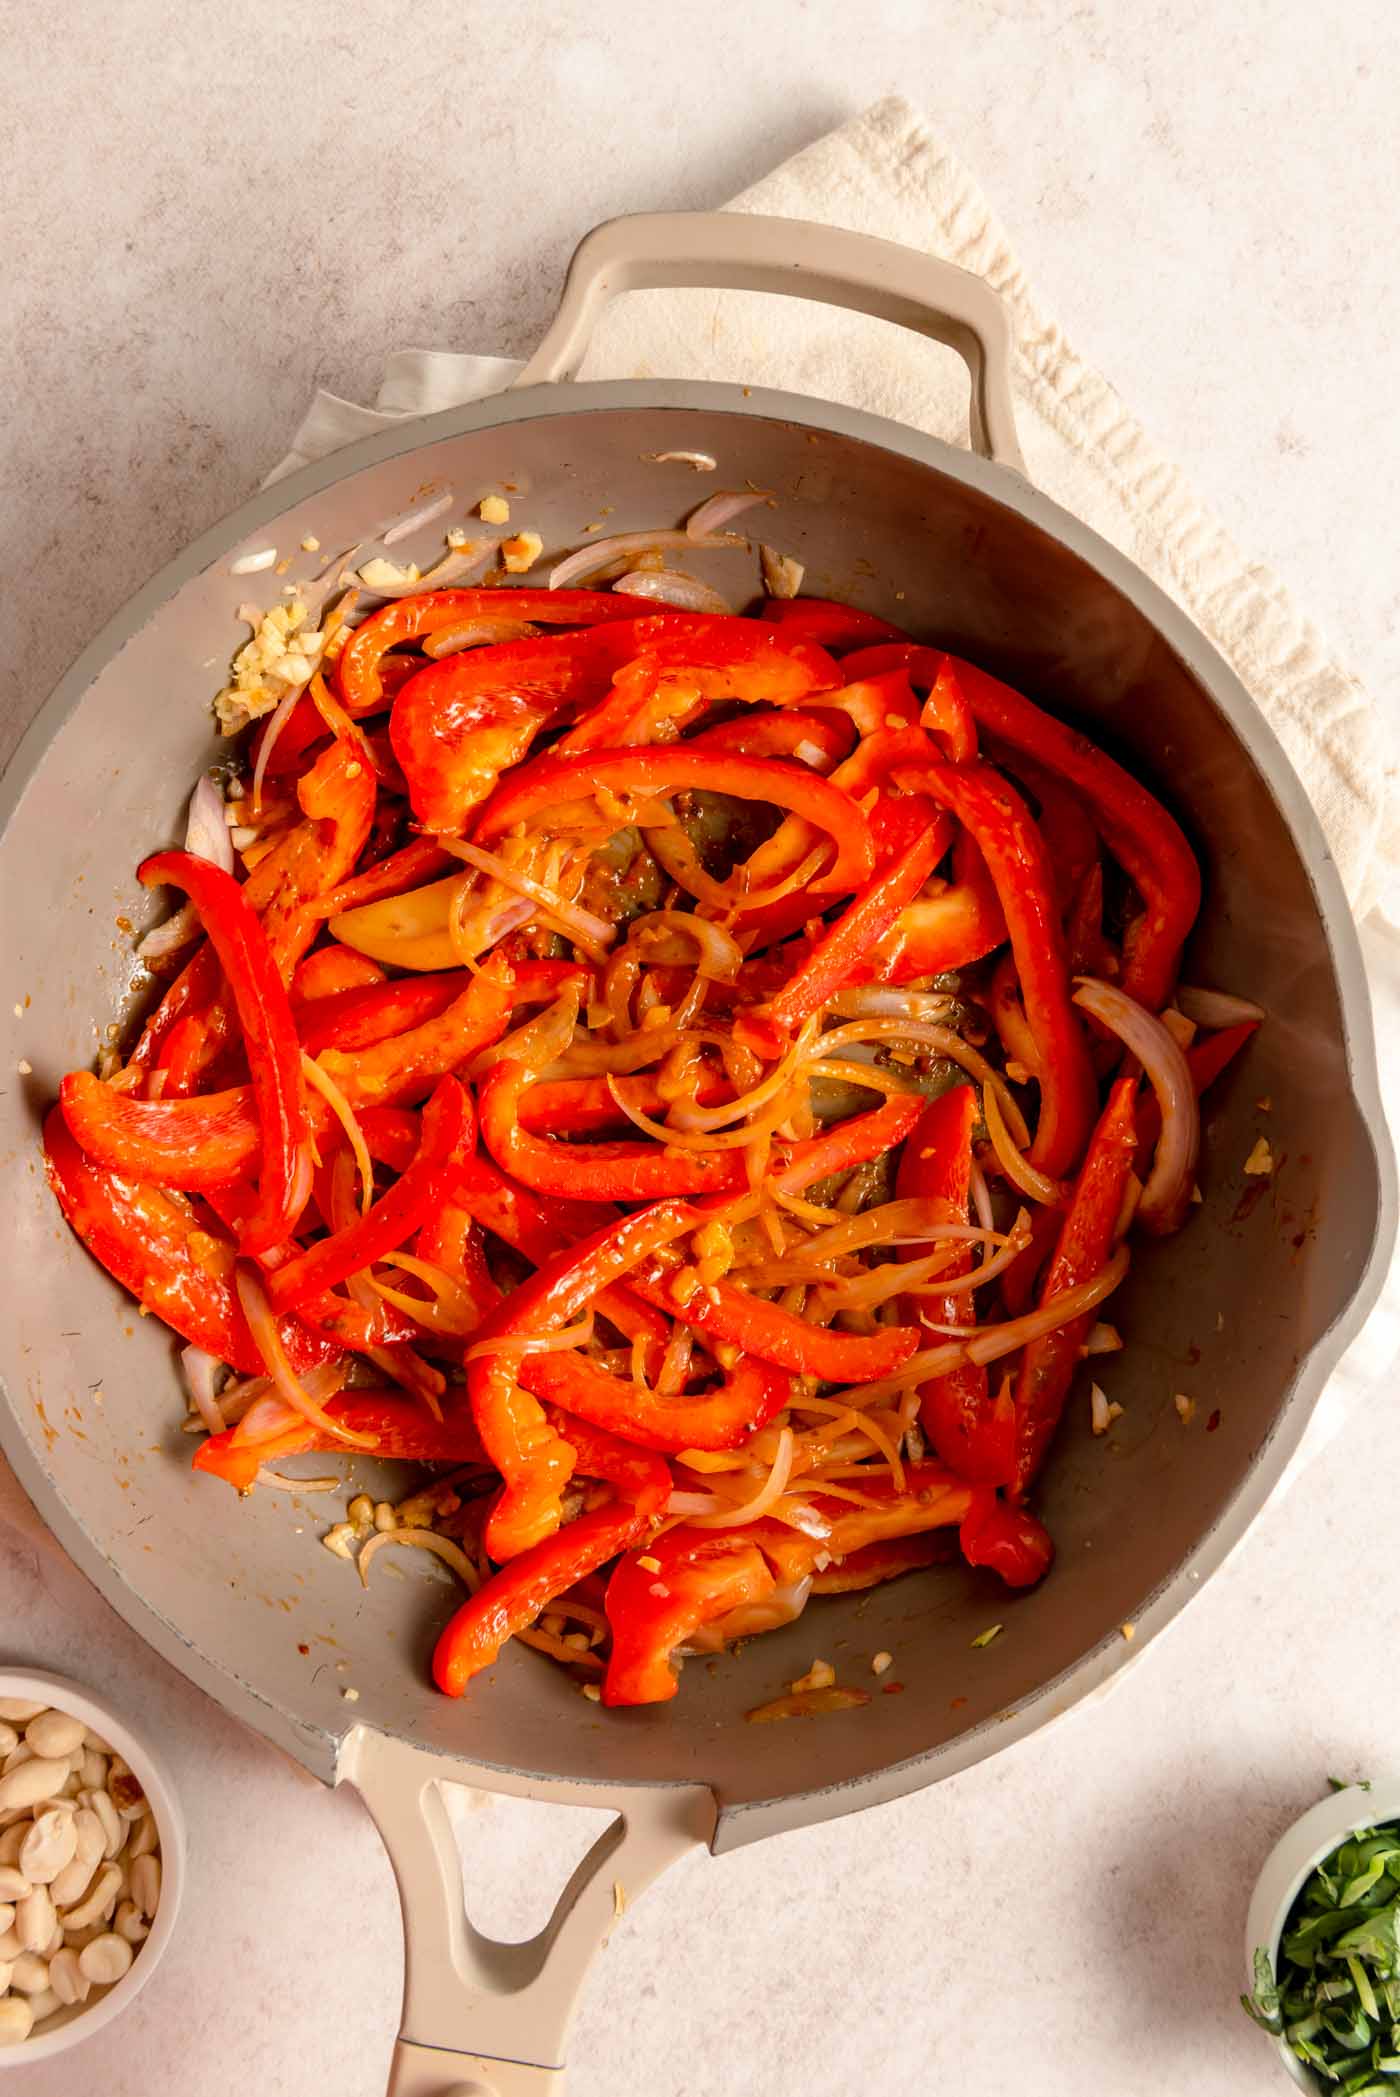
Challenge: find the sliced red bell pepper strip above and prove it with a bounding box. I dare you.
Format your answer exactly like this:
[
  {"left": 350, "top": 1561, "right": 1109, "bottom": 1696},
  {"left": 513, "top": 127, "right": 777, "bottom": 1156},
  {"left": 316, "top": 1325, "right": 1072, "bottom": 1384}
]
[
  {"left": 319, "top": 837, "right": 456, "bottom": 917},
  {"left": 557, "top": 626, "right": 838, "bottom": 753},
  {"left": 900, "top": 760, "right": 1096, "bottom": 1177},
  {"left": 194, "top": 1389, "right": 485, "bottom": 1493},
  {"left": 480, "top": 1059, "right": 915, "bottom": 1205},
  {"left": 42, "top": 1108, "right": 332, "bottom": 1376},
  {"left": 241, "top": 738, "right": 379, "bottom": 980},
  {"left": 895, "top": 1086, "right": 1014, "bottom": 1486},
  {"left": 517, "top": 1349, "right": 789, "bottom": 1454},
  {"left": 688, "top": 707, "right": 855, "bottom": 770},
  {"left": 628, "top": 1252, "right": 919, "bottom": 1385},
  {"left": 431, "top": 1406, "right": 673, "bottom": 1694},
  {"left": 295, "top": 958, "right": 590, "bottom": 1059},
  {"left": 449, "top": 1150, "right": 663, "bottom": 1370},
  {"left": 840, "top": 643, "right": 978, "bottom": 762},
  {"left": 150, "top": 1013, "right": 210, "bottom": 1100},
  {"left": 958, "top": 1494, "right": 1054, "bottom": 1587},
  {"left": 338, "top": 588, "right": 649, "bottom": 715},
  {"left": 745, "top": 1463, "right": 979, "bottom": 1588},
  {"left": 1135, "top": 1020, "right": 1258, "bottom": 1150},
  {"left": 137, "top": 850, "right": 313, "bottom": 1256},
  {"left": 808, "top": 1533, "right": 953, "bottom": 1592},
  {"left": 997, "top": 1201, "right": 1061, "bottom": 1319},
  {"left": 989, "top": 750, "right": 1098, "bottom": 920},
  {"left": 266, "top": 1077, "right": 469, "bottom": 1310},
  {"left": 474, "top": 748, "right": 875, "bottom": 898},
  {"left": 921, "top": 653, "right": 1201, "bottom": 1012},
  {"left": 467, "top": 1198, "right": 700, "bottom": 1560},
  {"left": 759, "top": 598, "right": 909, "bottom": 650},
  {"left": 1065, "top": 858, "right": 1113, "bottom": 978},
  {"left": 60, "top": 1072, "right": 302, "bottom": 1191},
  {"left": 603, "top": 1531, "right": 776, "bottom": 1706},
  {"left": 434, "top": 1506, "right": 642, "bottom": 1697},
  {"left": 296, "top": 972, "right": 472, "bottom": 1056},
  {"left": 515, "top": 1069, "right": 734, "bottom": 1139},
  {"left": 291, "top": 945, "right": 387, "bottom": 1002},
  {"left": 867, "top": 829, "right": 1007, "bottom": 985},
  {"left": 315, "top": 959, "right": 513, "bottom": 1107},
  {"left": 389, "top": 614, "right": 729, "bottom": 830},
  {"left": 736, "top": 822, "right": 946, "bottom": 1056},
  {"left": 1010, "top": 1075, "right": 1139, "bottom": 1500}
]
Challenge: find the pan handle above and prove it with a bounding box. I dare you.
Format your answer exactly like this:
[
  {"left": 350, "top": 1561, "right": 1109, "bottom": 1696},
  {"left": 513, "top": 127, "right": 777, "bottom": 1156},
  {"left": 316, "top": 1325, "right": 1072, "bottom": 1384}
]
[
  {"left": 340, "top": 1727, "right": 714, "bottom": 2096},
  {"left": 512, "top": 210, "right": 1025, "bottom": 473}
]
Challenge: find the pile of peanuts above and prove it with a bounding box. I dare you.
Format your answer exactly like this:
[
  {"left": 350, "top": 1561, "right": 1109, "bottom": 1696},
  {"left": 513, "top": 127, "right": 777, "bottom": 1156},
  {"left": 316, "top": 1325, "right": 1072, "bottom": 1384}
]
[{"left": 0, "top": 1697, "right": 162, "bottom": 2046}]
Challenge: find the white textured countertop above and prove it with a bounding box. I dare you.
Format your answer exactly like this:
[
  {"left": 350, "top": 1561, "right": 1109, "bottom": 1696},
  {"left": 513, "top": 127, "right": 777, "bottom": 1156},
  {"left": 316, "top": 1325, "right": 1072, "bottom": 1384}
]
[{"left": 3, "top": 5, "right": 1399, "bottom": 2094}]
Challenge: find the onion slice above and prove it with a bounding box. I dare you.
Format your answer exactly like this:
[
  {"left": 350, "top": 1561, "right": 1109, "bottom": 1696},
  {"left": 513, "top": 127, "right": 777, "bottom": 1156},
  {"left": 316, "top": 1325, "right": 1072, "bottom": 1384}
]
[
  {"left": 439, "top": 838, "right": 615, "bottom": 963},
  {"left": 686, "top": 489, "right": 771, "bottom": 539},
  {"left": 1175, "top": 983, "right": 1266, "bottom": 1028},
  {"left": 234, "top": 1266, "right": 373, "bottom": 1447},
  {"left": 549, "top": 531, "right": 706, "bottom": 591},
  {"left": 185, "top": 775, "right": 235, "bottom": 873},
  {"left": 423, "top": 617, "right": 540, "bottom": 658},
  {"left": 181, "top": 1345, "right": 227, "bottom": 1435},
  {"left": 301, "top": 1053, "right": 374, "bottom": 1215},
  {"left": 982, "top": 1083, "right": 1066, "bottom": 1208},
  {"left": 381, "top": 489, "right": 456, "bottom": 545},
  {"left": 358, "top": 1527, "right": 483, "bottom": 1592},
  {"left": 612, "top": 570, "right": 733, "bottom": 614},
  {"left": 1073, "top": 977, "right": 1199, "bottom": 1233},
  {"left": 464, "top": 1312, "right": 596, "bottom": 1364}
]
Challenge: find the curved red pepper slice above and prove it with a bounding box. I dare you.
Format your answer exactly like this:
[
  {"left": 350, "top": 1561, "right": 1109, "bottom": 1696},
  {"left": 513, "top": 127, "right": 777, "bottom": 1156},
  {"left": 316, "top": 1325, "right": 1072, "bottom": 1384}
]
[
  {"left": 292, "top": 945, "right": 387, "bottom": 1002},
  {"left": 434, "top": 1506, "right": 640, "bottom": 1697},
  {"left": 901, "top": 760, "right": 1097, "bottom": 1177},
  {"left": 518, "top": 1349, "right": 790, "bottom": 1454},
  {"left": 267, "top": 1076, "right": 470, "bottom": 1310},
  {"left": 841, "top": 643, "right": 978, "bottom": 762},
  {"left": 42, "top": 1108, "right": 331, "bottom": 1377},
  {"left": 759, "top": 598, "right": 909, "bottom": 650},
  {"left": 914, "top": 654, "right": 1201, "bottom": 1012},
  {"left": 604, "top": 1531, "right": 776, "bottom": 1706},
  {"left": 808, "top": 1533, "right": 954, "bottom": 1592},
  {"left": 137, "top": 851, "right": 313, "bottom": 1256},
  {"left": 958, "top": 1495, "right": 1055, "bottom": 1587},
  {"left": 473, "top": 748, "right": 875, "bottom": 898},
  {"left": 295, "top": 959, "right": 589, "bottom": 1058},
  {"left": 867, "top": 828, "right": 1007, "bottom": 986},
  {"left": 61, "top": 965, "right": 512, "bottom": 1190},
  {"left": 895, "top": 1086, "right": 1013, "bottom": 1486},
  {"left": 389, "top": 613, "right": 728, "bottom": 831},
  {"left": 194, "top": 1390, "right": 484, "bottom": 1493},
  {"left": 557, "top": 626, "right": 837, "bottom": 753},
  {"left": 466, "top": 1198, "right": 700, "bottom": 1560},
  {"left": 319, "top": 837, "right": 456, "bottom": 917},
  {"left": 628, "top": 1253, "right": 920, "bottom": 1385},
  {"left": 338, "top": 587, "right": 647, "bottom": 715},
  {"left": 1010, "top": 1075, "right": 1139, "bottom": 1500},
  {"left": 736, "top": 821, "right": 946, "bottom": 1054},
  {"left": 688, "top": 708, "right": 855, "bottom": 770}
]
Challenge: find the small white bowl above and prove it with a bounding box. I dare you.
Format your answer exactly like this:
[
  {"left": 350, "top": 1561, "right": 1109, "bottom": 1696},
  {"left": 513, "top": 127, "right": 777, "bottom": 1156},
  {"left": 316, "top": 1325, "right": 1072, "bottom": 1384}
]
[
  {"left": 0, "top": 1667, "right": 184, "bottom": 2068},
  {"left": 1244, "top": 1775, "right": 1400, "bottom": 2091}
]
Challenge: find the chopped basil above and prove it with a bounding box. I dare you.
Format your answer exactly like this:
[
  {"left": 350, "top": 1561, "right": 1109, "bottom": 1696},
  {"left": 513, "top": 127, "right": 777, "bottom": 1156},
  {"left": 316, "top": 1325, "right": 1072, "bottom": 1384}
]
[{"left": 1243, "top": 1806, "right": 1400, "bottom": 2089}]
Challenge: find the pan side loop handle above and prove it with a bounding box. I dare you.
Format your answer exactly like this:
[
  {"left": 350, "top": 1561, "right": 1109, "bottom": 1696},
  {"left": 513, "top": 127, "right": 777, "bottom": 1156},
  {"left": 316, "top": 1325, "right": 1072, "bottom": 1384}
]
[
  {"left": 511, "top": 210, "right": 1026, "bottom": 475},
  {"left": 341, "top": 1727, "right": 714, "bottom": 2097}
]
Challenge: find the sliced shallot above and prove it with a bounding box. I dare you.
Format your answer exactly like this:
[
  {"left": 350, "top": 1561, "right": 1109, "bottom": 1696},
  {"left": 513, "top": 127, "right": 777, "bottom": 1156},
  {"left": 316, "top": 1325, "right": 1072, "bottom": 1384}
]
[
  {"left": 1073, "top": 977, "right": 1199, "bottom": 1233},
  {"left": 612, "top": 570, "right": 733, "bottom": 614}
]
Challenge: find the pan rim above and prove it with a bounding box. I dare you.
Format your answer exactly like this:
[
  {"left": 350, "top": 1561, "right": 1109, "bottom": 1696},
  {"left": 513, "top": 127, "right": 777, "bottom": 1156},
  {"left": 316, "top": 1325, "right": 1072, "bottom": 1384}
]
[{"left": 1, "top": 375, "right": 1393, "bottom": 1844}]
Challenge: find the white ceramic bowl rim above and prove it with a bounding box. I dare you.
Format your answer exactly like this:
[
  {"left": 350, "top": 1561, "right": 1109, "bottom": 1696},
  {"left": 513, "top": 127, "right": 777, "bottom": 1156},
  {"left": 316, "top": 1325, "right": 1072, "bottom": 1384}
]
[
  {"left": 0, "top": 1666, "right": 184, "bottom": 2068},
  {"left": 1244, "top": 1776, "right": 1400, "bottom": 2093}
]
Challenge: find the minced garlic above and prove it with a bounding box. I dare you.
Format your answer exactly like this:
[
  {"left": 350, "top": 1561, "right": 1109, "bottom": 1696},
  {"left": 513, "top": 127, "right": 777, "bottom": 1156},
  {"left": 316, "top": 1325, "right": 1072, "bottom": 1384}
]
[
  {"left": 478, "top": 494, "right": 511, "bottom": 524},
  {"left": 1243, "top": 1137, "right": 1275, "bottom": 1176},
  {"left": 501, "top": 531, "right": 543, "bottom": 574}
]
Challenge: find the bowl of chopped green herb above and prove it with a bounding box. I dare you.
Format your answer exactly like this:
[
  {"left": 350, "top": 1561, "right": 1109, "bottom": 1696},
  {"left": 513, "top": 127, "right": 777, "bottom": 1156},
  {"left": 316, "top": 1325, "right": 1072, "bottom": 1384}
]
[{"left": 1244, "top": 1779, "right": 1400, "bottom": 2091}]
